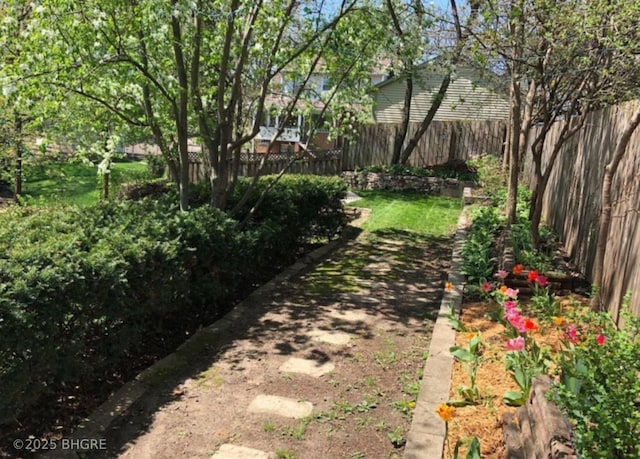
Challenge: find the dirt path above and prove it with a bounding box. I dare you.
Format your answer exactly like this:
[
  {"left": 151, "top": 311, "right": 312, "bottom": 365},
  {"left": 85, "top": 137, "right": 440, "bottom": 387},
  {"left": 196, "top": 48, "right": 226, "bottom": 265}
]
[{"left": 95, "top": 229, "right": 452, "bottom": 459}]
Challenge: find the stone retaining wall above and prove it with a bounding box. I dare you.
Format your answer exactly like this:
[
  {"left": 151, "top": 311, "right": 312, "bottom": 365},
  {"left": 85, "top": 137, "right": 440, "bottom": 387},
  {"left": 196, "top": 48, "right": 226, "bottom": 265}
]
[{"left": 341, "top": 171, "right": 475, "bottom": 198}]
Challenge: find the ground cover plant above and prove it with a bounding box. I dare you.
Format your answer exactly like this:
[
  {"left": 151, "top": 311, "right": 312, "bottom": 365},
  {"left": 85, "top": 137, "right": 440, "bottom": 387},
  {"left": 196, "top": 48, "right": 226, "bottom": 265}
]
[{"left": 0, "top": 174, "right": 347, "bottom": 452}]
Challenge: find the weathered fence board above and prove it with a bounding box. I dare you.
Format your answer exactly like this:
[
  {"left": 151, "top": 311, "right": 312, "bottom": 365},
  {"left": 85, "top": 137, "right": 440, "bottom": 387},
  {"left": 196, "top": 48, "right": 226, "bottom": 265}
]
[
  {"left": 524, "top": 99, "right": 640, "bottom": 321},
  {"left": 342, "top": 120, "right": 507, "bottom": 169}
]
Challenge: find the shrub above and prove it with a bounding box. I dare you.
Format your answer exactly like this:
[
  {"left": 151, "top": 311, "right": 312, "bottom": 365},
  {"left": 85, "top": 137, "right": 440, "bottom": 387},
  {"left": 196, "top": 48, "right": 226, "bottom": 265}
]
[
  {"left": 146, "top": 154, "right": 166, "bottom": 178},
  {"left": 229, "top": 174, "right": 348, "bottom": 269},
  {"left": 0, "top": 174, "right": 347, "bottom": 426},
  {"left": 467, "top": 154, "right": 505, "bottom": 197},
  {"left": 461, "top": 206, "right": 505, "bottom": 283},
  {"left": 118, "top": 179, "right": 174, "bottom": 200},
  {"left": 356, "top": 162, "right": 478, "bottom": 182},
  {"left": 0, "top": 199, "right": 246, "bottom": 423},
  {"left": 552, "top": 306, "right": 640, "bottom": 458}
]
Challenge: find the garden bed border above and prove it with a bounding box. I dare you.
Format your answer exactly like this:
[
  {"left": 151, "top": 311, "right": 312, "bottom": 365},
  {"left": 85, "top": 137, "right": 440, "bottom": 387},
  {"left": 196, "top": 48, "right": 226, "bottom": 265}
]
[{"left": 404, "top": 207, "right": 470, "bottom": 459}]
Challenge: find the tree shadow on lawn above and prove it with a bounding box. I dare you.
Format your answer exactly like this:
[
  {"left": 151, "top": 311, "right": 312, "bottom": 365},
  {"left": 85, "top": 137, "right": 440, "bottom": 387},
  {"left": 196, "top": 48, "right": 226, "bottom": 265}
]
[{"left": 95, "top": 228, "right": 453, "bottom": 457}]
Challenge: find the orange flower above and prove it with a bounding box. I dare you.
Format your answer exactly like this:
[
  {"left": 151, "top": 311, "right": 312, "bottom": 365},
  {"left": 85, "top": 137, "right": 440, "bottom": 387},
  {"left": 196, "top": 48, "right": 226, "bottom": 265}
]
[
  {"left": 466, "top": 332, "right": 477, "bottom": 340},
  {"left": 513, "top": 264, "right": 524, "bottom": 275},
  {"left": 524, "top": 318, "right": 539, "bottom": 332},
  {"left": 445, "top": 282, "right": 454, "bottom": 291},
  {"left": 553, "top": 316, "right": 566, "bottom": 326},
  {"left": 500, "top": 285, "right": 508, "bottom": 294},
  {"left": 436, "top": 403, "right": 455, "bottom": 422}
]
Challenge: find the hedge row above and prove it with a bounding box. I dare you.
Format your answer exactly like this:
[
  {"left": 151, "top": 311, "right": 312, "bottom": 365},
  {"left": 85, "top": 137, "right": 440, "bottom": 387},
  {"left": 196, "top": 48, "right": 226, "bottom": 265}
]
[{"left": 0, "top": 174, "right": 347, "bottom": 424}]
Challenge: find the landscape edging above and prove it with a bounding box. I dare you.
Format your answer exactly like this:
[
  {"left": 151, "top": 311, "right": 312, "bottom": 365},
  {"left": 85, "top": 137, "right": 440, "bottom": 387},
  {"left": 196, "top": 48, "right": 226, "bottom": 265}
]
[{"left": 404, "top": 208, "right": 470, "bottom": 459}]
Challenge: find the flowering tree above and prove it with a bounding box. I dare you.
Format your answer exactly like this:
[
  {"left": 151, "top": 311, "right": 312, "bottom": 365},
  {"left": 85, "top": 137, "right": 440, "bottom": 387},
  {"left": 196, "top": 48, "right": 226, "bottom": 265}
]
[{"left": 13, "top": 0, "right": 380, "bottom": 211}]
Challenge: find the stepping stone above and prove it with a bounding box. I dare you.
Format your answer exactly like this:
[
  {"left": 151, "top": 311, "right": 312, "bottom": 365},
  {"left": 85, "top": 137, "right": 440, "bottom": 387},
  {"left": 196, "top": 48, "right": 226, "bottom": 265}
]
[
  {"left": 308, "top": 330, "right": 352, "bottom": 345},
  {"left": 211, "top": 444, "right": 274, "bottom": 459},
  {"left": 328, "top": 309, "right": 369, "bottom": 323},
  {"left": 247, "top": 394, "right": 313, "bottom": 419},
  {"left": 279, "top": 357, "right": 335, "bottom": 377}
]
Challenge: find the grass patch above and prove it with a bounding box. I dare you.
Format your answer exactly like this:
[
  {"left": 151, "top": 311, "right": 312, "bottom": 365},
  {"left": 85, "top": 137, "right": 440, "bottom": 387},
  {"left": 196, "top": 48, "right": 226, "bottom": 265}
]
[
  {"left": 22, "top": 160, "right": 150, "bottom": 206},
  {"left": 349, "top": 191, "right": 462, "bottom": 236}
]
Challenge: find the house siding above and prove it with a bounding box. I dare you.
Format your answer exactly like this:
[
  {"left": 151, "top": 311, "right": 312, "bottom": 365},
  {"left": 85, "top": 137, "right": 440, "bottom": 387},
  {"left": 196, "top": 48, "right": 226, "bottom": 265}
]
[{"left": 374, "top": 68, "right": 509, "bottom": 123}]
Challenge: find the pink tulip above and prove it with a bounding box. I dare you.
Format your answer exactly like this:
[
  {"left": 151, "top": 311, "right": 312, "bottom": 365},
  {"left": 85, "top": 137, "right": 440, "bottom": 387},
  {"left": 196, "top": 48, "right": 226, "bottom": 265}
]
[
  {"left": 505, "top": 309, "right": 526, "bottom": 333},
  {"left": 536, "top": 275, "right": 549, "bottom": 287},
  {"left": 505, "top": 288, "right": 519, "bottom": 299},
  {"left": 503, "top": 300, "right": 517, "bottom": 310},
  {"left": 505, "top": 336, "right": 525, "bottom": 351},
  {"left": 565, "top": 325, "right": 578, "bottom": 344}
]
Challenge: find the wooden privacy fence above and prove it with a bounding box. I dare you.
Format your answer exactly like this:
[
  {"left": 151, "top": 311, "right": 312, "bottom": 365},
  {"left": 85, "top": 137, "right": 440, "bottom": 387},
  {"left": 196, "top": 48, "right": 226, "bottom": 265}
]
[
  {"left": 342, "top": 120, "right": 507, "bottom": 169},
  {"left": 180, "top": 149, "right": 342, "bottom": 183},
  {"left": 523, "top": 99, "right": 640, "bottom": 322}
]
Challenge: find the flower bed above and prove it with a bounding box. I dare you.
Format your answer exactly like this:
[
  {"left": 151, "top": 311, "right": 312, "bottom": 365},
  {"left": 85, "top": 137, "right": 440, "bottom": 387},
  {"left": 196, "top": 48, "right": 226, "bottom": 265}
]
[{"left": 439, "top": 267, "right": 640, "bottom": 459}]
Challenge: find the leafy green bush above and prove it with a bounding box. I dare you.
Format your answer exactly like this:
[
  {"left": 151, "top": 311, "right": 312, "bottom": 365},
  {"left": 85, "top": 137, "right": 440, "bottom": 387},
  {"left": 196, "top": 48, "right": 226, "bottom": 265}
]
[
  {"left": 0, "top": 199, "right": 245, "bottom": 422},
  {"left": 145, "top": 154, "right": 166, "bottom": 178},
  {"left": 461, "top": 206, "right": 505, "bottom": 283},
  {"left": 229, "top": 174, "right": 347, "bottom": 269},
  {"left": 356, "top": 162, "right": 478, "bottom": 182},
  {"left": 0, "top": 175, "right": 347, "bottom": 425},
  {"left": 467, "top": 154, "right": 505, "bottom": 197},
  {"left": 552, "top": 306, "right": 640, "bottom": 458}
]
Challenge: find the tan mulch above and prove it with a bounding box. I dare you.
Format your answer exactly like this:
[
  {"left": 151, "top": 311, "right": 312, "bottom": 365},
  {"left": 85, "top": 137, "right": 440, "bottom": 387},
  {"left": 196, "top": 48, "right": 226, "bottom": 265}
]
[{"left": 446, "top": 300, "right": 566, "bottom": 458}]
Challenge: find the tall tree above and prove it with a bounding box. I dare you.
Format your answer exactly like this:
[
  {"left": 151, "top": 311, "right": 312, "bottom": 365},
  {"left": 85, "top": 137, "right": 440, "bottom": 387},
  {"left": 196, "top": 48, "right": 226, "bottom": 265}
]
[
  {"left": 17, "top": 0, "right": 373, "bottom": 211},
  {"left": 523, "top": 0, "right": 635, "bottom": 249},
  {"left": 0, "top": 3, "right": 35, "bottom": 198},
  {"left": 385, "top": 0, "right": 480, "bottom": 166}
]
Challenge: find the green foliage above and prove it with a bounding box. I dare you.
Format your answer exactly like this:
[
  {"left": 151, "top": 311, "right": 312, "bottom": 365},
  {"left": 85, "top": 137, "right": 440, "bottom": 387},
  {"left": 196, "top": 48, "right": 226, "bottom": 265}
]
[
  {"left": 503, "top": 339, "right": 551, "bottom": 406},
  {"left": 461, "top": 184, "right": 558, "bottom": 284},
  {"left": 467, "top": 155, "right": 505, "bottom": 197},
  {"left": 452, "top": 436, "right": 482, "bottom": 459},
  {"left": 0, "top": 176, "right": 347, "bottom": 425},
  {"left": 449, "top": 333, "right": 484, "bottom": 406},
  {"left": 356, "top": 162, "right": 478, "bottom": 183},
  {"left": 460, "top": 206, "right": 505, "bottom": 283},
  {"left": 145, "top": 155, "right": 166, "bottom": 179},
  {"left": 387, "top": 426, "right": 406, "bottom": 448},
  {"left": 447, "top": 306, "right": 468, "bottom": 332},
  {"left": 552, "top": 308, "right": 640, "bottom": 458},
  {"left": 510, "top": 216, "right": 557, "bottom": 273},
  {"left": 228, "top": 175, "right": 348, "bottom": 272}
]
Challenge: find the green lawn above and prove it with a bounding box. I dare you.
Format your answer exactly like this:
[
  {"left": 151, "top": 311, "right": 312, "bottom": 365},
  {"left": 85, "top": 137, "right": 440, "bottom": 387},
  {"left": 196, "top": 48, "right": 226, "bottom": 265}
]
[
  {"left": 348, "top": 190, "right": 462, "bottom": 236},
  {"left": 22, "top": 160, "right": 151, "bottom": 206}
]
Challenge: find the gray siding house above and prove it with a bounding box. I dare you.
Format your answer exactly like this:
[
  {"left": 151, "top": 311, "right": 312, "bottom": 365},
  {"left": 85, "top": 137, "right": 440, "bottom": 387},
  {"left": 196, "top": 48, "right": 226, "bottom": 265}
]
[{"left": 373, "top": 66, "right": 509, "bottom": 123}]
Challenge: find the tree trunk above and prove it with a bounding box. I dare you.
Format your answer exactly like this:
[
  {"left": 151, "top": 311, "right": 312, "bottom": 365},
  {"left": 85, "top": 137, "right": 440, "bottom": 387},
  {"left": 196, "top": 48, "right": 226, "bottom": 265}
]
[
  {"left": 590, "top": 108, "right": 640, "bottom": 311},
  {"left": 390, "top": 75, "right": 413, "bottom": 165},
  {"left": 506, "top": 76, "right": 522, "bottom": 225},
  {"left": 102, "top": 172, "right": 110, "bottom": 200},
  {"left": 399, "top": 74, "right": 451, "bottom": 165},
  {"left": 171, "top": 5, "right": 191, "bottom": 212},
  {"left": 14, "top": 116, "right": 22, "bottom": 197}
]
